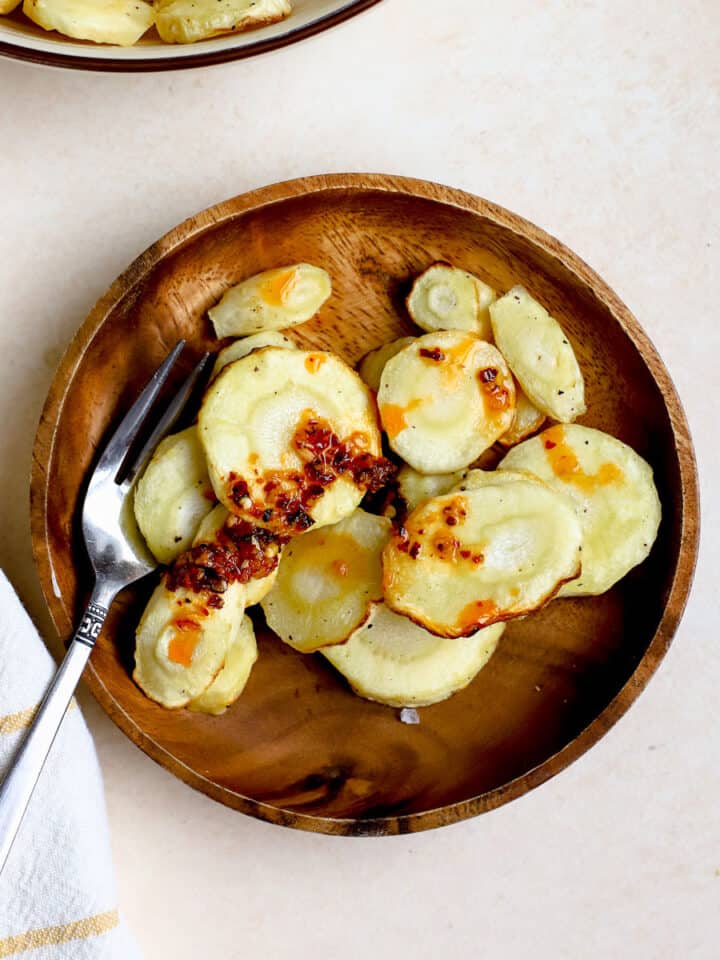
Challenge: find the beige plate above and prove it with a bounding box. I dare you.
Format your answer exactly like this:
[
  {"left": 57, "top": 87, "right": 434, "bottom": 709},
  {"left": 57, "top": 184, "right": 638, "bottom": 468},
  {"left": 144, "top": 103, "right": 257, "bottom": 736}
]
[
  {"left": 30, "top": 173, "right": 699, "bottom": 836},
  {"left": 0, "top": 0, "right": 381, "bottom": 72}
]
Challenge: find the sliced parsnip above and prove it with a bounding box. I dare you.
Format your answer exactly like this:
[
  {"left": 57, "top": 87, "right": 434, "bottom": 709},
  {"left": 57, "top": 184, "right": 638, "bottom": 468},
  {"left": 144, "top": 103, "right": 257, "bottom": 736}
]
[
  {"left": 208, "top": 263, "right": 330, "bottom": 338},
  {"left": 396, "top": 464, "right": 465, "bottom": 513},
  {"left": 357, "top": 337, "right": 415, "bottom": 393},
  {"left": 193, "top": 504, "right": 279, "bottom": 606},
  {"left": 155, "top": 0, "right": 290, "bottom": 43},
  {"left": 324, "top": 605, "right": 504, "bottom": 707},
  {"left": 188, "top": 614, "right": 257, "bottom": 715},
  {"left": 134, "top": 427, "right": 215, "bottom": 565},
  {"left": 499, "top": 382, "right": 546, "bottom": 447},
  {"left": 199, "top": 347, "right": 385, "bottom": 535},
  {"left": 0, "top": 0, "right": 21, "bottom": 12},
  {"left": 377, "top": 331, "right": 516, "bottom": 473},
  {"left": 489, "top": 285, "right": 586, "bottom": 422},
  {"left": 452, "top": 468, "right": 532, "bottom": 491},
  {"left": 212, "top": 332, "right": 296, "bottom": 380},
  {"left": 499, "top": 424, "right": 661, "bottom": 596},
  {"left": 383, "top": 480, "right": 582, "bottom": 637},
  {"left": 407, "top": 262, "right": 496, "bottom": 340},
  {"left": 134, "top": 578, "right": 245, "bottom": 709},
  {"left": 23, "top": 0, "right": 153, "bottom": 45},
  {"left": 261, "top": 510, "right": 391, "bottom": 652}
]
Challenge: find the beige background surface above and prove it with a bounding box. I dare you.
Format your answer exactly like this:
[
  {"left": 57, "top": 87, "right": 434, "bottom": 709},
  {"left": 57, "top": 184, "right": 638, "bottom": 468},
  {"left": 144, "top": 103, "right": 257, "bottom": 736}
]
[{"left": 1, "top": 1, "right": 718, "bottom": 956}]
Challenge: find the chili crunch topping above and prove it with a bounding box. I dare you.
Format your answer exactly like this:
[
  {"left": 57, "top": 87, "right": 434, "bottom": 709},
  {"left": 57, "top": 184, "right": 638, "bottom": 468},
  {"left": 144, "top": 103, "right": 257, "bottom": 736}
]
[
  {"left": 228, "top": 411, "right": 396, "bottom": 534},
  {"left": 166, "top": 515, "right": 288, "bottom": 602}
]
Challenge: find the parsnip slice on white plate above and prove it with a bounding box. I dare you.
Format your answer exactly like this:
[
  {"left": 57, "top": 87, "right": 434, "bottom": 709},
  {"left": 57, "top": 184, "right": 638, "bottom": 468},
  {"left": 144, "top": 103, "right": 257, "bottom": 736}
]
[
  {"left": 23, "top": 0, "right": 153, "bottom": 45},
  {"left": 499, "top": 424, "right": 661, "bottom": 596},
  {"left": 193, "top": 504, "right": 280, "bottom": 606},
  {"left": 134, "top": 578, "right": 245, "bottom": 709},
  {"left": 377, "top": 331, "right": 516, "bottom": 473},
  {"left": 382, "top": 479, "right": 582, "bottom": 637},
  {"left": 189, "top": 614, "right": 257, "bottom": 716},
  {"left": 212, "top": 332, "right": 296, "bottom": 381},
  {"left": 134, "top": 427, "right": 215, "bottom": 565},
  {"left": 155, "top": 0, "right": 291, "bottom": 44},
  {"left": 489, "top": 285, "right": 586, "bottom": 422},
  {"left": 498, "top": 382, "right": 546, "bottom": 447},
  {"left": 199, "top": 347, "right": 387, "bottom": 535},
  {"left": 324, "top": 604, "right": 504, "bottom": 707},
  {"left": 407, "top": 263, "right": 496, "bottom": 340},
  {"left": 208, "top": 263, "right": 330, "bottom": 338},
  {"left": 261, "top": 510, "right": 391, "bottom": 652},
  {"left": 357, "top": 337, "right": 415, "bottom": 393}
]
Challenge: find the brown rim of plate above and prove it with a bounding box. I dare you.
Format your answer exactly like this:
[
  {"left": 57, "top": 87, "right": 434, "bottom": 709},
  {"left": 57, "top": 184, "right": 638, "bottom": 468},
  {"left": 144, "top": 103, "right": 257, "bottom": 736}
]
[
  {"left": 30, "top": 173, "right": 700, "bottom": 836},
  {"left": 0, "top": 0, "right": 382, "bottom": 73}
]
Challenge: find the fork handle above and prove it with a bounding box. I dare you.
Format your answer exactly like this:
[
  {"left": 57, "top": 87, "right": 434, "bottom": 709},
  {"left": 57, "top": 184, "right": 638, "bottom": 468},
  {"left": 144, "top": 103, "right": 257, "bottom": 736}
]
[{"left": 0, "top": 582, "right": 115, "bottom": 874}]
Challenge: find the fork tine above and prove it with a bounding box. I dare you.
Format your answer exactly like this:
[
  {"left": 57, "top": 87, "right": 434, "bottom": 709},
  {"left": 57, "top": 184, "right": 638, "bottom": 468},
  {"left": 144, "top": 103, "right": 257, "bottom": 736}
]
[
  {"left": 91, "top": 341, "right": 186, "bottom": 481},
  {"left": 120, "top": 351, "right": 213, "bottom": 486}
]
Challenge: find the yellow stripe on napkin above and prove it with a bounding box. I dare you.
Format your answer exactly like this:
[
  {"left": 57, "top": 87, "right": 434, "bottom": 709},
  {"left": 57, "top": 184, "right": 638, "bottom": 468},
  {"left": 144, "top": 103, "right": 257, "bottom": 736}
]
[
  {"left": 0, "top": 909, "right": 119, "bottom": 957},
  {"left": 0, "top": 700, "right": 77, "bottom": 736}
]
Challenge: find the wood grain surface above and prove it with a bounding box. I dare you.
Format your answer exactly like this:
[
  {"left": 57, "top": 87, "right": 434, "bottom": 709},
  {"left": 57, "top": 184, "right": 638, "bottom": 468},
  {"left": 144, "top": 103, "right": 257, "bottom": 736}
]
[{"left": 30, "top": 174, "right": 699, "bottom": 836}]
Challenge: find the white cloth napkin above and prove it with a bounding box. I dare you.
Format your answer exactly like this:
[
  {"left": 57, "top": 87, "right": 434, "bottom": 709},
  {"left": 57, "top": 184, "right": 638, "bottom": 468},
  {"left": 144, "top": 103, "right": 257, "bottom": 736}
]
[{"left": 0, "top": 572, "right": 141, "bottom": 959}]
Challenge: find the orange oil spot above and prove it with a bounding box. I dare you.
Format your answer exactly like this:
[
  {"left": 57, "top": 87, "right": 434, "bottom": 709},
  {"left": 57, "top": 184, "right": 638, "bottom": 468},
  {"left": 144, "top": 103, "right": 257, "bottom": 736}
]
[
  {"left": 457, "top": 599, "right": 500, "bottom": 631},
  {"left": 436, "top": 337, "right": 477, "bottom": 390},
  {"left": 304, "top": 353, "right": 327, "bottom": 374},
  {"left": 331, "top": 559, "right": 350, "bottom": 577},
  {"left": 542, "top": 425, "right": 625, "bottom": 493},
  {"left": 478, "top": 367, "right": 513, "bottom": 417},
  {"left": 380, "top": 398, "right": 423, "bottom": 440},
  {"left": 261, "top": 268, "right": 297, "bottom": 306},
  {"left": 168, "top": 619, "right": 201, "bottom": 667}
]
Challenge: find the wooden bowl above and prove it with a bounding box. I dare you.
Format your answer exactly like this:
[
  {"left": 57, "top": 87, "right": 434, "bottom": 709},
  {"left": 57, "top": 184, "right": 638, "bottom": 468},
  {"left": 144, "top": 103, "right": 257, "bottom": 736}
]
[
  {"left": 31, "top": 174, "right": 699, "bottom": 836},
  {"left": 0, "top": 0, "right": 381, "bottom": 73}
]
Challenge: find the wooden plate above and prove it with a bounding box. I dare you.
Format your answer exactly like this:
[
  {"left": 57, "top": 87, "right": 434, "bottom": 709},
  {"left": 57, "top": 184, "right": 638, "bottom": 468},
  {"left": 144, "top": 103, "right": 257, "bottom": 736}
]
[{"left": 30, "top": 174, "right": 699, "bottom": 836}]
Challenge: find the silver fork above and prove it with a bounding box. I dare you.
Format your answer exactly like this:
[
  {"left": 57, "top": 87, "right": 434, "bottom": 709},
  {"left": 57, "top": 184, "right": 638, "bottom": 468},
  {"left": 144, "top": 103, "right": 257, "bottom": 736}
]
[{"left": 0, "top": 341, "right": 210, "bottom": 874}]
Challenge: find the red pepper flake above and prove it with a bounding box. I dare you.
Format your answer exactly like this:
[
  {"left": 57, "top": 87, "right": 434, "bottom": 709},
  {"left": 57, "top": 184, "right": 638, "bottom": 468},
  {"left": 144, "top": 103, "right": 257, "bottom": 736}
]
[
  {"left": 544, "top": 440, "right": 557, "bottom": 450},
  {"left": 419, "top": 347, "right": 446, "bottom": 362},
  {"left": 479, "top": 367, "right": 498, "bottom": 382}
]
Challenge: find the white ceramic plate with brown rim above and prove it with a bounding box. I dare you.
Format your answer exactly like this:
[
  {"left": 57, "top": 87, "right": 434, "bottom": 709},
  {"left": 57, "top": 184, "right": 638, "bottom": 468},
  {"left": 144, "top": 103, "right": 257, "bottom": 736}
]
[{"left": 0, "top": 0, "right": 381, "bottom": 72}]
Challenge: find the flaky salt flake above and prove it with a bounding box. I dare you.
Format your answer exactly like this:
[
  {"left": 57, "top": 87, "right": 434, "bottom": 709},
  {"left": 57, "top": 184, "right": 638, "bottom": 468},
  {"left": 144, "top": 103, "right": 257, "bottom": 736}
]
[{"left": 399, "top": 707, "right": 420, "bottom": 725}]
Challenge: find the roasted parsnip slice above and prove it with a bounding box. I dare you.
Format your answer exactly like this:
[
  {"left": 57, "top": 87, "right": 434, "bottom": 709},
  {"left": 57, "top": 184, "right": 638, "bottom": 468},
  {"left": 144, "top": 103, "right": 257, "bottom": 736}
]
[
  {"left": 357, "top": 337, "right": 415, "bottom": 393},
  {"left": 199, "top": 347, "right": 388, "bottom": 534},
  {"left": 134, "top": 578, "right": 245, "bottom": 709},
  {"left": 208, "top": 263, "right": 330, "bottom": 337},
  {"left": 489, "top": 286, "right": 585, "bottom": 422},
  {"left": 396, "top": 464, "right": 466, "bottom": 513},
  {"left": 134, "top": 427, "right": 215, "bottom": 565},
  {"left": 377, "top": 331, "right": 515, "bottom": 473},
  {"left": 382, "top": 480, "right": 582, "bottom": 637},
  {"left": 261, "top": 510, "right": 391, "bottom": 652},
  {"left": 499, "top": 424, "right": 661, "bottom": 596},
  {"left": 155, "top": 0, "right": 291, "bottom": 43},
  {"left": 188, "top": 614, "right": 257, "bottom": 715},
  {"left": 212, "top": 332, "right": 296, "bottom": 380},
  {"left": 324, "top": 604, "right": 504, "bottom": 707},
  {"left": 498, "top": 382, "right": 546, "bottom": 447},
  {"left": 407, "top": 262, "right": 495, "bottom": 340},
  {"left": 23, "top": 0, "right": 153, "bottom": 45}
]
